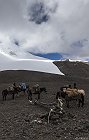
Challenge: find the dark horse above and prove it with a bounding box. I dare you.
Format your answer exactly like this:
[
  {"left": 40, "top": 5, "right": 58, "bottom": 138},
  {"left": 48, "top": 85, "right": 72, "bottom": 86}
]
[
  {"left": 2, "top": 88, "right": 18, "bottom": 101},
  {"left": 56, "top": 87, "right": 85, "bottom": 108},
  {"left": 27, "top": 87, "right": 47, "bottom": 101},
  {"left": 2, "top": 85, "right": 28, "bottom": 101}
]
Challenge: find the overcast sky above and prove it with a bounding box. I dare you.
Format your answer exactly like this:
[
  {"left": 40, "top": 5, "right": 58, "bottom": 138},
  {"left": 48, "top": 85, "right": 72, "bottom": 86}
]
[{"left": 0, "top": 0, "right": 89, "bottom": 60}]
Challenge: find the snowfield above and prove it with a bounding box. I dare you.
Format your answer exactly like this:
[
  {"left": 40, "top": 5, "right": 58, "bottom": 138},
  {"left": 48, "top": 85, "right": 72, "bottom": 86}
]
[{"left": 0, "top": 52, "right": 64, "bottom": 75}]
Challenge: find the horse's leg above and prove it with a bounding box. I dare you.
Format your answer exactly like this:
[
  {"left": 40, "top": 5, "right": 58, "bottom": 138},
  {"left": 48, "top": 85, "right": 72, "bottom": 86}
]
[
  {"left": 2, "top": 91, "right": 4, "bottom": 101},
  {"left": 30, "top": 94, "right": 32, "bottom": 101},
  {"left": 2, "top": 95, "right": 5, "bottom": 101},
  {"left": 15, "top": 89, "right": 19, "bottom": 97},
  {"left": 81, "top": 95, "right": 84, "bottom": 107},
  {"left": 12, "top": 93, "right": 15, "bottom": 100},
  {"left": 28, "top": 93, "right": 29, "bottom": 100},
  {"left": 38, "top": 92, "right": 40, "bottom": 100},
  {"left": 78, "top": 99, "right": 81, "bottom": 107},
  {"left": 28, "top": 93, "right": 32, "bottom": 101},
  {"left": 3, "top": 93, "right": 7, "bottom": 101},
  {"left": 2, "top": 93, "right": 4, "bottom": 101},
  {"left": 16, "top": 91, "right": 18, "bottom": 95},
  {"left": 4, "top": 94, "right": 7, "bottom": 101},
  {"left": 65, "top": 95, "right": 69, "bottom": 108},
  {"left": 66, "top": 100, "right": 69, "bottom": 108},
  {"left": 56, "top": 91, "right": 61, "bottom": 99}
]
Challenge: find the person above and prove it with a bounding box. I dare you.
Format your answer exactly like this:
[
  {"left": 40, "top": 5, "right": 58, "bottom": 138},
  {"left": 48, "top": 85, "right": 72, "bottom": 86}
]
[
  {"left": 74, "top": 83, "right": 77, "bottom": 89},
  {"left": 27, "top": 86, "right": 32, "bottom": 102},
  {"left": 12, "top": 82, "right": 17, "bottom": 90},
  {"left": 33, "top": 83, "right": 41, "bottom": 100},
  {"left": 65, "top": 85, "right": 72, "bottom": 92},
  {"left": 69, "top": 84, "right": 72, "bottom": 88},
  {"left": 35, "top": 84, "right": 39, "bottom": 91},
  {"left": 33, "top": 84, "right": 39, "bottom": 92}
]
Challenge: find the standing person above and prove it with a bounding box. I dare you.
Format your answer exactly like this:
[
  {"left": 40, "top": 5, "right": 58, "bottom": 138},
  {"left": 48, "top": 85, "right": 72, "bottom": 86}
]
[
  {"left": 13, "top": 82, "right": 17, "bottom": 90},
  {"left": 69, "top": 84, "right": 72, "bottom": 89},
  {"left": 27, "top": 86, "right": 32, "bottom": 102},
  {"left": 11, "top": 82, "right": 17, "bottom": 99},
  {"left": 34, "top": 84, "right": 39, "bottom": 92},
  {"left": 74, "top": 83, "right": 77, "bottom": 89},
  {"left": 35, "top": 84, "right": 40, "bottom": 100}
]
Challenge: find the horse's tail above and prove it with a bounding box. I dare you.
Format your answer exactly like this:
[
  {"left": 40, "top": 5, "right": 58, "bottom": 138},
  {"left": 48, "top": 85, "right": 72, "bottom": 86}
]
[{"left": 2, "top": 90, "right": 4, "bottom": 96}]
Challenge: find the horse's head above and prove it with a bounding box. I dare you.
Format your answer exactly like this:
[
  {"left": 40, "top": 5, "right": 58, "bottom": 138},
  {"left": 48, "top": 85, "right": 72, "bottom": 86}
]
[
  {"left": 77, "top": 89, "right": 85, "bottom": 96},
  {"left": 63, "top": 88, "right": 67, "bottom": 92},
  {"left": 8, "top": 86, "right": 14, "bottom": 91}
]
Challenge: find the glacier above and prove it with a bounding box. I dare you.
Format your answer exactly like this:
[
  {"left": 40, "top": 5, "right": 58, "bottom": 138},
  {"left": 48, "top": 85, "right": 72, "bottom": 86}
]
[{"left": 0, "top": 52, "right": 64, "bottom": 75}]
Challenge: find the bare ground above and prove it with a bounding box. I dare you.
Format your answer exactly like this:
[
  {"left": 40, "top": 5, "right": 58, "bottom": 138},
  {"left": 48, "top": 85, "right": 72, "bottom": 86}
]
[
  {"left": 0, "top": 72, "right": 89, "bottom": 140},
  {"left": 1, "top": 60, "right": 89, "bottom": 140}
]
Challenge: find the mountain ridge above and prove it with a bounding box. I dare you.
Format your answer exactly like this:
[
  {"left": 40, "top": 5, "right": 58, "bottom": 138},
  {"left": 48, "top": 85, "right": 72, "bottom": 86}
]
[{"left": 53, "top": 60, "right": 89, "bottom": 79}]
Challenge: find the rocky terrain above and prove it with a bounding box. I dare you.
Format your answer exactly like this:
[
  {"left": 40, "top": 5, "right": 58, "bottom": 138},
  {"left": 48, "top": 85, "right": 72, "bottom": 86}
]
[{"left": 0, "top": 60, "right": 89, "bottom": 140}]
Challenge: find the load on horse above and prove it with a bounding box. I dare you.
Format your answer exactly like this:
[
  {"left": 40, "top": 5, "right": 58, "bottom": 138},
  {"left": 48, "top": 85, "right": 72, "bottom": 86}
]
[
  {"left": 19, "top": 83, "right": 27, "bottom": 93},
  {"left": 56, "top": 85, "right": 85, "bottom": 108}
]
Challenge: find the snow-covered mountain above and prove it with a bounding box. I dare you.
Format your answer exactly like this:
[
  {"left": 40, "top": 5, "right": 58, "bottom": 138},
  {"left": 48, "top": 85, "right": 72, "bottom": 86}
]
[
  {"left": 0, "top": 37, "right": 64, "bottom": 75},
  {"left": 0, "top": 52, "right": 64, "bottom": 75}
]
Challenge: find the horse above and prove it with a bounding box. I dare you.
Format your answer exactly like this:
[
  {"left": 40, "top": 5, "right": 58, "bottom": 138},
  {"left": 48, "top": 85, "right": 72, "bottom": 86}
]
[
  {"left": 2, "top": 88, "right": 18, "bottom": 101},
  {"left": 56, "top": 87, "right": 85, "bottom": 108},
  {"left": 33, "top": 87, "right": 47, "bottom": 100},
  {"left": 27, "top": 86, "right": 47, "bottom": 101},
  {"left": 2, "top": 84, "right": 30, "bottom": 101}
]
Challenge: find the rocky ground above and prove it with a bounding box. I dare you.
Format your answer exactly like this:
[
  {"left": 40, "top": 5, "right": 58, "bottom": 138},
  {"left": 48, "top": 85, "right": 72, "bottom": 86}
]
[{"left": 0, "top": 61, "right": 89, "bottom": 140}]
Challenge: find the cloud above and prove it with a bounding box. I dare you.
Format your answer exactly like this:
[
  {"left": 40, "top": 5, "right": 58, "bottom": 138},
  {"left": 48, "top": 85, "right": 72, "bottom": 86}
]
[
  {"left": 0, "top": 0, "right": 89, "bottom": 60},
  {"left": 27, "top": 1, "right": 49, "bottom": 24}
]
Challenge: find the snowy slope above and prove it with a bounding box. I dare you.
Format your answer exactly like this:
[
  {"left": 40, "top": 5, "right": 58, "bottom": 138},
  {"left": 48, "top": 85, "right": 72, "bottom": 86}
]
[{"left": 0, "top": 52, "right": 64, "bottom": 75}]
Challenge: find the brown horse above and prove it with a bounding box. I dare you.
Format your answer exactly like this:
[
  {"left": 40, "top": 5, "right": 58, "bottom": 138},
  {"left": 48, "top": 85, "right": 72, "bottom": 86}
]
[{"left": 56, "top": 87, "right": 85, "bottom": 108}]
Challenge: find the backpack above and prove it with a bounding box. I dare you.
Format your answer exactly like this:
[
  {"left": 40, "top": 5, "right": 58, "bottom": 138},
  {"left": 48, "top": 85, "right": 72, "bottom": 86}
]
[{"left": 20, "top": 83, "right": 26, "bottom": 90}]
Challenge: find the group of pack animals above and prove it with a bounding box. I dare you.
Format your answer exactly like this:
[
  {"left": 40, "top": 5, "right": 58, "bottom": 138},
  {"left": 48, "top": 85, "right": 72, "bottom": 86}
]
[
  {"left": 2, "top": 83, "right": 85, "bottom": 108},
  {"left": 2, "top": 83, "right": 47, "bottom": 101}
]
